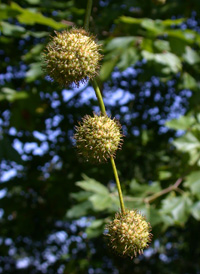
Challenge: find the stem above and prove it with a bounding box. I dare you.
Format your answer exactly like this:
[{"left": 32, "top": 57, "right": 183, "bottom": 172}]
[
  {"left": 91, "top": 80, "right": 106, "bottom": 115},
  {"left": 91, "top": 79, "right": 125, "bottom": 213},
  {"left": 144, "top": 177, "right": 183, "bottom": 204},
  {"left": 110, "top": 157, "right": 125, "bottom": 213},
  {"left": 83, "top": 0, "right": 125, "bottom": 213},
  {"left": 84, "top": 0, "right": 93, "bottom": 31}
]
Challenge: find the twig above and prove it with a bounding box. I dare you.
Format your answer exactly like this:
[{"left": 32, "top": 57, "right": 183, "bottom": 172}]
[{"left": 144, "top": 177, "right": 183, "bottom": 204}]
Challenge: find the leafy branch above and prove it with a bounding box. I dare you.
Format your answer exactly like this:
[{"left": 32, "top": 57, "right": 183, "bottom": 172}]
[{"left": 144, "top": 177, "right": 184, "bottom": 204}]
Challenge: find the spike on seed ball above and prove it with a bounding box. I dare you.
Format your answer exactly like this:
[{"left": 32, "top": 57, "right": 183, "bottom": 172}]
[
  {"left": 42, "top": 28, "right": 102, "bottom": 87},
  {"left": 74, "top": 114, "right": 123, "bottom": 163},
  {"left": 105, "top": 209, "right": 152, "bottom": 258}
]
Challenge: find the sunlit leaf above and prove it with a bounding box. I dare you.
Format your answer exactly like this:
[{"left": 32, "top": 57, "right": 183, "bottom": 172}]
[
  {"left": 184, "top": 171, "right": 200, "bottom": 197},
  {"left": 10, "top": 2, "right": 66, "bottom": 29},
  {"left": 166, "top": 115, "right": 195, "bottom": 130},
  {"left": 191, "top": 201, "right": 200, "bottom": 220},
  {"left": 89, "top": 194, "right": 112, "bottom": 211},
  {"left": 76, "top": 175, "right": 109, "bottom": 195}
]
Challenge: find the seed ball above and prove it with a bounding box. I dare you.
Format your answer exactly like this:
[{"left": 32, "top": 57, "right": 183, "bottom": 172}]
[
  {"left": 42, "top": 28, "right": 102, "bottom": 87},
  {"left": 105, "top": 209, "right": 152, "bottom": 258},
  {"left": 74, "top": 114, "right": 123, "bottom": 163}
]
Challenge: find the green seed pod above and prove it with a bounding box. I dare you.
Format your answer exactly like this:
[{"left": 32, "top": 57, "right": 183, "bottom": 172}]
[
  {"left": 74, "top": 114, "right": 123, "bottom": 163},
  {"left": 105, "top": 209, "right": 152, "bottom": 258},
  {"left": 42, "top": 28, "right": 102, "bottom": 87}
]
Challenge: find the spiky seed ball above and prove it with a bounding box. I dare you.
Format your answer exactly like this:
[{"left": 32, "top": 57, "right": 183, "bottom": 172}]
[
  {"left": 42, "top": 28, "right": 102, "bottom": 87},
  {"left": 74, "top": 114, "right": 123, "bottom": 163},
  {"left": 105, "top": 209, "right": 152, "bottom": 258}
]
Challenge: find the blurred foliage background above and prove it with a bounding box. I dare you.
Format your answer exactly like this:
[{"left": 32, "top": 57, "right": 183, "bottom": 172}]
[{"left": 0, "top": 0, "right": 200, "bottom": 273}]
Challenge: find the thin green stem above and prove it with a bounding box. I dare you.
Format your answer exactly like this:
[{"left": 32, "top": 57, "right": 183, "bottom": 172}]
[
  {"left": 84, "top": 0, "right": 93, "bottom": 31},
  {"left": 110, "top": 157, "right": 125, "bottom": 213},
  {"left": 84, "top": 0, "right": 125, "bottom": 213},
  {"left": 91, "top": 80, "right": 106, "bottom": 115},
  {"left": 91, "top": 79, "right": 125, "bottom": 213}
]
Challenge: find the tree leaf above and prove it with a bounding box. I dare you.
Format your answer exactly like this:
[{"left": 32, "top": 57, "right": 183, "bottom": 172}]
[
  {"left": 10, "top": 2, "right": 66, "bottom": 29},
  {"left": 66, "top": 201, "right": 92, "bottom": 219},
  {"left": 146, "top": 206, "right": 162, "bottom": 227},
  {"left": 86, "top": 219, "right": 104, "bottom": 239},
  {"left": 26, "top": 62, "right": 43, "bottom": 82},
  {"left": 141, "top": 19, "right": 164, "bottom": 34},
  {"left": 166, "top": 115, "right": 195, "bottom": 130},
  {"left": 0, "top": 88, "right": 29, "bottom": 102},
  {"left": 99, "top": 58, "right": 118, "bottom": 81},
  {"left": 70, "top": 191, "right": 91, "bottom": 202},
  {"left": 105, "top": 37, "right": 135, "bottom": 51},
  {"left": 117, "top": 47, "right": 139, "bottom": 70},
  {"left": 76, "top": 175, "right": 109, "bottom": 195},
  {"left": 0, "top": 21, "right": 26, "bottom": 36},
  {"left": 191, "top": 201, "right": 200, "bottom": 220},
  {"left": 173, "top": 132, "right": 200, "bottom": 151},
  {"left": 142, "top": 51, "right": 182, "bottom": 74},
  {"left": 130, "top": 179, "right": 161, "bottom": 197},
  {"left": 154, "top": 40, "right": 170, "bottom": 52},
  {"left": 160, "top": 194, "right": 192, "bottom": 225},
  {"left": 89, "top": 194, "right": 112, "bottom": 211},
  {"left": 178, "top": 72, "right": 197, "bottom": 90},
  {"left": 183, "top": 46, "right": 200, "bottom": 65},
  {"left": 184, "top": 171, "right": 200, "bottom": 197}
]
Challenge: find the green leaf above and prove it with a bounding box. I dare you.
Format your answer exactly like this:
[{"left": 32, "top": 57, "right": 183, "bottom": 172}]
[
  {"left": 76, "top": 175, "right": 109, "bottom": 195},
  {"left": 160, "top": 194, "right": 192, "bottom": 225},
  {"left": 191, "top": 201, "right": 200, "bottom": 220},
  {"left": 89, "top": 194, "right": 112, "bottom": 211},
  {"left": 105, "top": 37, "right": 135, "bottom": 51},
  {"left": 26, "top": 62, "right": 43, "bottom": 82},
  {"left": 162, "top": 18, "right": 185, "bottom": 26},
  {"left": 159, "top": 171, "right": 172, "bottom": 180},
  {"left": 118, "top": 16, "right": 143, "bottom": 26},
  {"left": 10, "top": 2, "right": 66, "bottom": 30},
  {"left": 0, "top": 21, "right": 26, "bottom": 36},
  {"left": 117, "top": 48, "right": 139, "bottom": 70},
  {"left": 178, "top": 72, "right": 197, "bottom": 90},
  {"left": 146, "top": 206, "right": 162, "bottom": 227},
  {"left": 27, "top": 30, "right": 49, "bottom": 38},
  {"left": 85, "top": 219, "right": 104, "bottom": 239},
  {"left": 173, "top": 132, "right": 200, "bottom": 152},
  {"left": 25, "top": 0, "right": 41, "bottom": 4},
  {"left": 184, "top": 171, "right": 200, "bottom": 197},
  {"left": 166, "top": 115, "right": 195, "bottom": 130},
  {"left": 154, "top": 40, "right": 170, "bottom": 52},
  {"left": 0, "top": 4, "right": 20, "bottom": 20},
  {"left": 141, "top": 19, "right": 164, "bottom": 34},
  {"left": 99, "top": 58, "right": 118, "bottom": 81},
  {"left": 70, "top": 191, "right": 91, "bottom": 202},
  {"left": 66, "top": 201, "right": 92, "bottom": 219},
  {"left": 130, "top": 179, "right": 161, "bottom": 197},
  {"left": 141, "top": 38, "right": 153, "bottom": 52},
  {"left": 169, "top": 36, "right": 188, "bottom": 56},
  {"left": 183, "top": 46, "right": 200, "bottom": 65},
  {"left": 0, "top": 88, "right": 29, "bottom": 102},
  {"left": 142, "top": 51, "right": 182, "bottom": 74},
  {"left": 22, "top": 44, "right": 44, "bottom": 61},
  {"left": 167, "top": 29, "right": 195, "bottom": 44}
]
